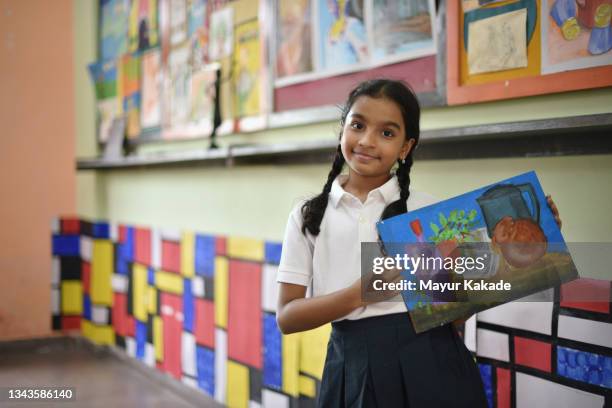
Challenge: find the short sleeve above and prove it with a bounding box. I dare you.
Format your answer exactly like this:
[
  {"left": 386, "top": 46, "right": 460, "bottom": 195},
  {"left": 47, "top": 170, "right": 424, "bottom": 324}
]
[{"left": 277, "top": 204, "right": 314, "bottom": 287}]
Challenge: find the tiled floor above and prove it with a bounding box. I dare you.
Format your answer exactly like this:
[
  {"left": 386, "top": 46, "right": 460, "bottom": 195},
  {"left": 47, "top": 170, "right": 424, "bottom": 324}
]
[{"left": 0, "top": 337, "right": 218, "bottom": 408}]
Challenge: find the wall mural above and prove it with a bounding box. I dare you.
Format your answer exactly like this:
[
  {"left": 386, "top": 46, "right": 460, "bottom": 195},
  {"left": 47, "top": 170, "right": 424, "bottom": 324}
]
[{"left": 51, "top": 217, "right": 611, "bottom": 407}]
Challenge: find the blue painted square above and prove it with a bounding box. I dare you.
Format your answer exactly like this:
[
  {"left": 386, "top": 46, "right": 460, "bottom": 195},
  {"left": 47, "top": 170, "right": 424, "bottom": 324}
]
[
  {"left": 83, "top": 294, "right": 92, "bottom": 321},
  {"left": 121, "top": 227, "right": 135, "bottom": 262},
  {"left": 52, "top": 235, "right": 80, "bottom": 256},
  {"left": 115, "top": 252, "right": 129, "bottom": 276},
  {"left": 136, "top": 320, "right": 147, "bottom": 360},
  {"left": 557, "top": 346, "right": 612, "bottom": 389},
  {"left": 183, "top": 279, "right": 194, "bottom": 333},
  {"left": 147, "top": 267, "right": 155, "bottom": 286},
  {"left": 196, "top": 346, "right": 215, "bottom": 396},
  {"left": 478, "top": 363, "right": 493, "bottom": 408},
  {"left": 263, "top": 313, "right": 282, "bottom": 390},
  {"left": 92, "top": 222, "right": 110, "bottom": 239},
  {"left": 195, "top": 235, "right": 215, "bottom": 277},
  {"left": 264, "top": 242, "right": 283, "bottom": 265}
]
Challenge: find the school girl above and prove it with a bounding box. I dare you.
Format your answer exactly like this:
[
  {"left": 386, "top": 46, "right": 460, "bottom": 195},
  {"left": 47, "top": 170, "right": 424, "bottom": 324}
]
[{"left": 275, "top": 79, "right": 562, "bottom": 407}]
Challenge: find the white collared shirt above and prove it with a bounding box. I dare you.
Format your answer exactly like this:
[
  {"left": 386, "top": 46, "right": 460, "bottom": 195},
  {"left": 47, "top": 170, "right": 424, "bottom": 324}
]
[{"left": 277, "top": 174, "right": 439, "bottom": 321}]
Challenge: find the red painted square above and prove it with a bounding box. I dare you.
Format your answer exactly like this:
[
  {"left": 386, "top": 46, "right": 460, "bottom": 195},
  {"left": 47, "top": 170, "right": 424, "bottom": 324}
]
[
  {"left": 61, "top": 316, "right": 81, "bottom": 331},
  {"left": 514, "top": 336, "right": 551, "bottom": 372},
  {"left": 560, "top": 278, "right": 610, "bottom": 314},
  {"left": 135, "top": 228, "right": 151, "bottom": 265},
  {"left": 82, "top": 261, "right": 91, "bottom": 294},
  {"left": 215, "top": 236, "right": 226, "bottom": 255},
  {"left": 194, "top": 299, "right": 215, "bottom": 348},
  {"left": 113, "top": 293, "right": 129, "bottom": 337},
  {"left": 228, "top": 260, "right": 262, "bottom": 369},
  {"left": 61, "top": 218, "right": 81, "bottom": 234},
  {"left": 119, "top": 225, "right": 128, "bottom": 243},
  {"left": 161, "top": 292, "right": 183, "bottom": 379},
  {"left": 161, "top": 240, "right": 181, "bottom": 273},
  {"left": 125, "top": 316, "right": 136, "bottom": 337},
  {"left": 496, "top": 367, "right": 510, "bottom": 408}
]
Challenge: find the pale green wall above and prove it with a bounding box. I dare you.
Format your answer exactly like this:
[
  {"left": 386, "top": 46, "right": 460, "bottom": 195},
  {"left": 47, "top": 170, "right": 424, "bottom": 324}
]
[{"left": 74, "top": 0, "right": 612, "bottom": 279}]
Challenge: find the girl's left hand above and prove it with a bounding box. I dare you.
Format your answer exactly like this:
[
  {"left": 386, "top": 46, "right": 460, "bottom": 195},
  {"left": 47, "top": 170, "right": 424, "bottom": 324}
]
[{"left": 546, "top": 194, "right": 562, "bottom": 230}]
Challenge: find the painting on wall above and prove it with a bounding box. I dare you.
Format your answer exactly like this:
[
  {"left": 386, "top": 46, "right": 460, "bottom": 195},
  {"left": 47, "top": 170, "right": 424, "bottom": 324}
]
[
  {"left": 140, "top": 49, "right": 163, "bottom": 134},
  {"left": 541, "top": 0, "right": 612, "bottom": 74},
  {"left": 316, "top": 0, "right": 369, "bottom": 70},
  {"left": 371, "top": 0, "right": 436, "bottom": 61},
  {"left": 88, "top": 60, "right": 122, "bottom": 143},
  {"left": 447, "top": 0, "right": 612, "bottom": 104},
  {"left": 122, "top": 53, "right": 141, "bottom": 139},
  {"left": 100, "top": 0, "right": 131, "bottom": 61},
  {"left": 209, "top": 7, "right": 233, "bottom": 61},
  {"left": 233, "top": 20, "right": 262, "bottom": 118},
  {"left": 275, "top": 0, "right": 313, "bottom": 79},
  {"left": 128, "top": 0, "right": 160, "bottom": 52}
]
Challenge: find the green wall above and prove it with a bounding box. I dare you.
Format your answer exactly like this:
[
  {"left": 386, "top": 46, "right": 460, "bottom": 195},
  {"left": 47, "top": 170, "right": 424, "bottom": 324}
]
[{"left": 74, "top": 0, "right": 612, "bottom": 279}]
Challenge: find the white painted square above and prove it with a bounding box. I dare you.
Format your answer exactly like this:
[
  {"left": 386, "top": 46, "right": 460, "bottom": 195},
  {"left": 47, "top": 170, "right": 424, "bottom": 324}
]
[
  {"left": 111, "top": 274, "right": 129, "bottom": 293},
  {"left": 110, "top": 222, "right": 119, "bottom": 242},
  {"left": 558, "top": 315, "right": 612, "bottom": 348},
  {"left": 151, "top": 228, "right": 161, "bottom": 270},
  {"left": 215, "top": 329, "right": 227, "bottom": 404},
  {"left": 91, "top": 306, "right": 109, "bottom": 325},
  {"left": 262, "top": 264, "right": 279, "bottom": 313},
  {"left": 126, "top": 337, "right": 136, "bottom": 358},
  {"left": 192, "top": 276, "right": 205, "bottom": 298},
  {"left": 262, "top": 389, "right": 289, "bottom": 408},
  {"left": 51, "top": 218, "right": 60, "bottom": 234},
  {"left": 182, "top": 376, "right": 199, "bottom": 389},
  {"left": 160, "top": 228, "right": 181, "bottom": 242},
  {"left": 51, "top": 288, "right": 60, "bottom": 315},
  {"left": 51, "top": 257, "right": 60, "bottom": 286},
  {"left": 80, "top": 236, "right": 93, "bottom": 262},
  {"left": 516, "top": 372, "right": 604, "bottom": 408},
  {"left": 144, "top": 343, "right": 156, "bottom": 367},
  {"left": 464, "top": 315, "right": 477, "bottom": 352},
  {"left": 476, "top": 329, "right": 509, "bottom": 362},
  {"left": 477, "top": 298, "right": 553, "bottom": 335},
  {"left": 249, "top": 401, "right": 262, "bottom": 408},
  {"left": 182, "top": 332, "right": 197, "bottom": 377}
]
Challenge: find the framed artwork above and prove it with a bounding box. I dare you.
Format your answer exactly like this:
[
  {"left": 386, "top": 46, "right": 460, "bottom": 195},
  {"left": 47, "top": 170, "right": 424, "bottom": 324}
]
[{"left": 447, "top": 0, "right": 612, "bottom": 105}]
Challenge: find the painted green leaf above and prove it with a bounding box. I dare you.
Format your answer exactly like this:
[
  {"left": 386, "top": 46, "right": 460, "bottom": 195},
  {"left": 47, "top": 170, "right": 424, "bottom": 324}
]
[
  {"left": 439, "top": 213, "right": 447, "bottom": 227},
  {"left": 430, "top": 222, "right": 440, "bottom": 235}
]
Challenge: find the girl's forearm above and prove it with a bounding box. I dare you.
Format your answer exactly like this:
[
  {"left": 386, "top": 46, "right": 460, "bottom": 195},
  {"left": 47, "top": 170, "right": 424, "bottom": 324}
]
[{"left": 276, "top": 285, "right": 363, "bottom": 334}]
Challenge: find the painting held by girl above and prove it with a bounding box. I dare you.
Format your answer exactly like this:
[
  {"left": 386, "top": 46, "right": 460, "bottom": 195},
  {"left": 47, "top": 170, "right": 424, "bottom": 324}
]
[{"left": 275, "top": 79, "right": 564, "bottom": 407}]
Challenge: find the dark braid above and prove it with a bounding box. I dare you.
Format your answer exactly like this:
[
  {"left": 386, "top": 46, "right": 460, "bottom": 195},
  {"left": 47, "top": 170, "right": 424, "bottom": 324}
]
[
  {"left": 301, "top": 78, "right": 420, "bottom": 236},
  {"left": 301, "top": 145, "right": 345, "bottom": 235},
  {"left": 381, "top": 154, "right": 415, "bottom": 221}
]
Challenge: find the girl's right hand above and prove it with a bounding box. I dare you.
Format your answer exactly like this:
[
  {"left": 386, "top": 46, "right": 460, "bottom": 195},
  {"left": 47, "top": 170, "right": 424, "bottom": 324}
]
[{"left": 351, "top": 260, "right": 405, "bottom": 306}]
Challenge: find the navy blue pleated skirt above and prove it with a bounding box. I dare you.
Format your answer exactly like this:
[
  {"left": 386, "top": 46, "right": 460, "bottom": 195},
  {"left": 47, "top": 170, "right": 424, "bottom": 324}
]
[{"left": 318, "top": 313, "right": 487, "bottom": 408}]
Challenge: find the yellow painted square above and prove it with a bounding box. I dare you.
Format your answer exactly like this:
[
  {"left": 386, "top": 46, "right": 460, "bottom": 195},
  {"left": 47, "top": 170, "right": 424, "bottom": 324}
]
[
  {"left": 300, "top": 323, "right": 331, "bottom": 379},
  {"left": 147, "top": 286, "right": 157, "bottom": 315},
  {"left": 155, "top": 270, "right": 183, "bottom": 295},
  {"left": 82, "top": 320, "right": 115, "bottom": 345},
  {"left": 214, "top": 257, "right": 228, "bottom": 328},
  {"left": 154, "top": 316, "right": 163, "bottom": 361},
  {"left": 299, "top": 375, "right": 316, "bottom": 398},
  {"left": 226, "top": 360, "right": 249, "bottom": 408},
  {"left": 61, "top": 281, "right": 83, "bottom": 315},
  {"left": 91, "top": 240, "right": 113, "bottom": 305},
  {"left": 181, "top": 232, "right": 195, "bottom": 278},
  {"left": 133, "top": 264, "right": 148, "bottom": 322},
  {"left": 227, "top": 237, "right": 264, "bottom": 262},
  {"left": 282, "top": 333, "right": 300, "bottom": 397}
]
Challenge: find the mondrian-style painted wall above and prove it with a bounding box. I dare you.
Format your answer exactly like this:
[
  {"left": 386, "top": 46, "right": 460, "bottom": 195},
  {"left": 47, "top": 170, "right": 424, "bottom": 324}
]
[{"left": 51, "top": 217, "right": 611, "bottom": 407}]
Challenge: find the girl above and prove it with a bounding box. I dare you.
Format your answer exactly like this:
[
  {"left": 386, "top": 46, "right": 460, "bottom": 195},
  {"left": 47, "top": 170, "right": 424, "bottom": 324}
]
[{"left": 275, "top": 79, "right": 561, "bottom": 407}]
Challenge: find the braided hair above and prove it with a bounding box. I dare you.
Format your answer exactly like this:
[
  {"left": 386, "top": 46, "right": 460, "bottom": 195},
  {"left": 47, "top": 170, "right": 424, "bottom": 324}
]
[{"left": 301, "top": 79, "right": 421, "bottom": 235}]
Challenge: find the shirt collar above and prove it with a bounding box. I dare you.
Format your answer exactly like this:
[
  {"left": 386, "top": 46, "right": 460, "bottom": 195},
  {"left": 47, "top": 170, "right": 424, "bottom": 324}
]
[{"left": 329, "top": 174, "right": 400, "bottom": 208}]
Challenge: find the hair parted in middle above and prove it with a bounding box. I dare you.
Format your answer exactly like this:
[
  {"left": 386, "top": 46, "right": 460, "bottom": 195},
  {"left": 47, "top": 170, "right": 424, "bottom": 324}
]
[{"left": 300, "top": 78, "right": 421, "bottom": 236}]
